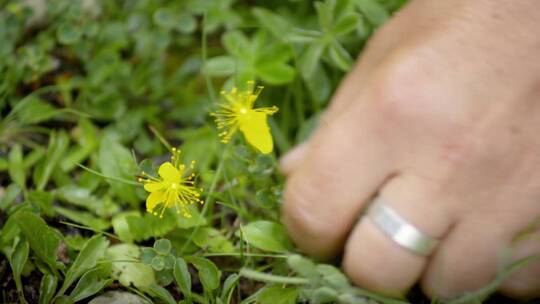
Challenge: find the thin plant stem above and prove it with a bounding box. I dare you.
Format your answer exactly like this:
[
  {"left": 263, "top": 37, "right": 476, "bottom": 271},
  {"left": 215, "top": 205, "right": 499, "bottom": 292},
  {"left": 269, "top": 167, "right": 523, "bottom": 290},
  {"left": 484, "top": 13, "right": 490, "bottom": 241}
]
[
  {"left": 202, "top": 252, "right": 288, "bottom": 259},
  {"left": 59, "top": 221, "right": 121, "bottom": 241},
  {"left": 148, "top": 125, "right": 172, "bottom": 151},
  {"left": 202, "top": 12, "right": 217, "bottom": 104},
  {"left": 180, "top": 143, "right": 229, "bottom": 254},
  {"left": 239, "top": 268, "right": 308, "bottom": 285},
  {"left": 76, "top": 163, "right": 140, "bottom": 186}
]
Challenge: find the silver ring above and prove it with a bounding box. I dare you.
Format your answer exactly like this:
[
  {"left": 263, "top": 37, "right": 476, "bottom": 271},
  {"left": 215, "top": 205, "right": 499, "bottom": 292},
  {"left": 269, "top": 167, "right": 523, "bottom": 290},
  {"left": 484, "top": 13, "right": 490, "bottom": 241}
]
[{"left": 368, "top": 196, "right": 440, "bottom": 256}]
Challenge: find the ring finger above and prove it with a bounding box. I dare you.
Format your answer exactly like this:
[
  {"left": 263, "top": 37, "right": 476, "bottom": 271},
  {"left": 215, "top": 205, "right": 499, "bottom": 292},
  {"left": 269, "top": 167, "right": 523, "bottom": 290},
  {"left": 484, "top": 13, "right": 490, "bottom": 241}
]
[{"left": 343, "top": 174, "right": 452, "bottom": 296}]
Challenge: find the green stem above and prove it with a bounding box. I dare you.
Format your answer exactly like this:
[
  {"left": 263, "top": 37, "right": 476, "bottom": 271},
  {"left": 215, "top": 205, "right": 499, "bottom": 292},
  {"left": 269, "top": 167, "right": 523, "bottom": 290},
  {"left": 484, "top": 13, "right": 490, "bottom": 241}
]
[
  {"left": 97, "top": 259, "right": 140, "bottom": 264},
  {"left": 127, "top": 286, "right": 154, "bottom": 304},
  {"left": 148, "top": 125, "right": 172, "bottom": 151},
  {"left": 214, "top": 199, "right": 252, "bottom": 220},
  {"left": 14, "top": 278, "right": 26, "bottom": 304},
  {"left": 239, "top": 268, "right": 308, "bottom": 285},
  {"left": 350, "top": 289, "right": 409, "bottom": 304},
  {"left": 59, "top": 221, "right": 121, "bottom": 240},
  {"left": 76, "top": 163, "right": 140, "bottom": 186},
  {"left": 191, "top": 293, "right": 206, "bottom": 304},
  {"left": 202, "top": 252, "right": 288, "bottom": 259},
  {"left": 293, "top": 79, "right": 305, "bottom": 128},
  {"left": 201, "top": 12, "right": 217, "bottom": 104},
  {"left": 447, "top": 253, "right": 540, "bottom": 304},
  {"left": 180, "top": 143, "right": 229, "bottom": 254}
]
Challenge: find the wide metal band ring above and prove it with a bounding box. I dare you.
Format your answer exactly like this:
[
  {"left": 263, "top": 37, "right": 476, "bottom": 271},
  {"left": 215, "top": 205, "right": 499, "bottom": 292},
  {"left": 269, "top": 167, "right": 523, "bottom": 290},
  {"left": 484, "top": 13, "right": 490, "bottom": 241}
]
[{"left": 367, "top": 197, "right": 441, "bottom": 256}]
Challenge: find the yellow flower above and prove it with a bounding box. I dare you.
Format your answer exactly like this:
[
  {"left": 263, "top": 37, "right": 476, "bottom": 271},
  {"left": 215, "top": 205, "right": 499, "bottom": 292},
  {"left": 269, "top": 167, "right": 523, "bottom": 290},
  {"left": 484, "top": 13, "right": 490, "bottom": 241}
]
[
  {"left": 210, "top": 81, "right": 278, "bottom": 154},
  {"left": 139, "top": 148, "right": 203, "bottom": 218}
]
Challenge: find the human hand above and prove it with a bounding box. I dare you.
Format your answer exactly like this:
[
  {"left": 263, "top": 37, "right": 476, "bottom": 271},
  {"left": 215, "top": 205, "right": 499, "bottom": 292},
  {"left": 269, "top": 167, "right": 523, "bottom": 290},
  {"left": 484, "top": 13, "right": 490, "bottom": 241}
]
[{"left": 281, "top": 0, "right": 540, "bottom": 299}]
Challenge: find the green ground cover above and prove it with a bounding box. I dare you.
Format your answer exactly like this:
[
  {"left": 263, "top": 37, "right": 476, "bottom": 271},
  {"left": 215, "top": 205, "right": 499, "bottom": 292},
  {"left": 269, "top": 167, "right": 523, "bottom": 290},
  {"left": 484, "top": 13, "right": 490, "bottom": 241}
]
[{"left": 0, "top": 0, "right": 536, "bottom": 303}]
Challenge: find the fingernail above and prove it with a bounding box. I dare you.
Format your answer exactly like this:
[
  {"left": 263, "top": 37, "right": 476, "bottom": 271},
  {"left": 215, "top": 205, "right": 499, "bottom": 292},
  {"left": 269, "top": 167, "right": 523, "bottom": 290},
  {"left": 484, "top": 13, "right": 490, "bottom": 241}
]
[{"left": 280, "top": 142, "right": 309, "bottom": 174}]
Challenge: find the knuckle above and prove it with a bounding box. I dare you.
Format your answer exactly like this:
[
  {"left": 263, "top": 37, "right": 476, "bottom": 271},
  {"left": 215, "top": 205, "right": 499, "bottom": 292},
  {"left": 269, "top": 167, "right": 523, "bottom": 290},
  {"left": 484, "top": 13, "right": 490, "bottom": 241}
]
[
  {"left": 370, "top": 51, "right": 428, "bottom": 120},
  {"left": 437, "top": 136, "right": 474, "bottom": 164},
  {"left": 282, "top": 169, "right": 349, "bottom": 260},
  {"left": 282, "top": 177, "right": 339, "bottom": 239}
]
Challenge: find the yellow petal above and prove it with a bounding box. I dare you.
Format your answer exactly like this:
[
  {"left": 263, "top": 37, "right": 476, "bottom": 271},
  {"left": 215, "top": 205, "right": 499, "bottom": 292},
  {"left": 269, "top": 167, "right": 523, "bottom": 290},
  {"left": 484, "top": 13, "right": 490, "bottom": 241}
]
[
  {"left": 146, "top": 191, "right": 165, "bottom": 212},
  {"left": 238, "top": 111, "right": 274, "bottom": 154},
  {"left": 158, "top": 162, "right": 180, "bottom": 181},
  {"left": 144, "top": 181, "right": 164, "bottom": 192}
]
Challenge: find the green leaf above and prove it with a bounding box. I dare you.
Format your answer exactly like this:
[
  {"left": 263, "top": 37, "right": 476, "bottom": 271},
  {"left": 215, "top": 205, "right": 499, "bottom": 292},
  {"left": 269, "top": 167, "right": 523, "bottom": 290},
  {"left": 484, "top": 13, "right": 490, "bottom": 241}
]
[
  {"left": 163, "top": 254, "right": 175, "bottom": 269},
  {"left": 155, "top": 268, "right": 174, "bottom": 286},
  {"left": 13, "top": 96, "right": 60, "bottom": 125},
  {"left": 257, "top": 63, "right": 296, "bottom": 85},
  {"left": 300, "top": 44, "right": 325, "bottom": 78},
  {"left": 139, "top": 247, "right": 157, "bottom": 265},
  {"left": 60, "top": 118, "right": 99, "bottom": 172},
  {"left": 58, "top": 235, "right": 109, "bottom": 296},
  {"left": 0, "top": 183, "right": 21, "bottom": 211},
  {"left": 252, "top": 7, "right": 292, "bottom": 40},
  {"left": 15, "top": 211, "right": 60, "bottom": 273},
  {"left": 70, "top": 268, "right": 112, "bottom": 302},
  {"left": 173, "top": 257, "right": 192, "bottom": 302},
  {"left": 8, "top": 237, "right": 28, "bottom": 274},
  {"left": 151, "top": 256, "right": 165, "bottom": 271},
  {"left": 222, "top": 31, "right": 250, "bottom": 57},
  {"left": 296, "top": 113, "right": 321, "bottom": 143},
  {"left": 288, "top": 29, "right": 322, "bottom": 43},
  {"left": 64, "top": 235, "right": 88, "bottom": 251},
  {"left": 258, "top": 286, "right": 299, "bottom": 304},
  {"left": 354, "top": 0, "right": 390, "bottom": 27},
  {"left": 287, "top": 255, "right": 319, "bottom": 281},
  {"left": 333, "top": 13, "right": 361, "bottom": 36},
  {"left": 240, "top": 221, "right": 292, "bottom": 253},
  {"left": 23, "top": 148, "right": 45, "bottom": 170},
  {"left": 153, "top": 239, "right": 172, "bottom": 255},
  {"left": 177, "top": 13, "right": 197, "bottom": 34},
  {"left": 305, "top": 66, "right": 332, "bottom": 105},
  {"left": 98, "top": 136, "right": 138, "bottom": 205},
  {"left": 0, "top": 213, "right": 21, "bottom": 250},
  {"left": 192, "top": 227, "right": 235, "bottom": 253},
  {"left": 27, "top": 190, "right": 54, "bottom": 216},
  {"left": 315, "top": 1, "right": 334, "bottom": 31},
  {"left": 334, "top": 0, "right": 353, "bottom": 20},
  {"left": 112, "top": 211, "right": 139, "bottom": 243},
  {"left": 8, "top": 238, "right": 29, "bottom": 279},
  {"left": 145, "top": 284, "right": 176, "bottom": 304},
  {"left": 312, "top": 286, "right": 338, "bottom": 303},
  {"left": 204, "top": 56, "right": 235, "bottom": 76},
  {"left": 39, "top": 273, "right": 58, "bottom": 304},
  {"left": 0, "top": 157, "right": 7, "bottom": 171},
  {"left": 55, "top": 295, "right": 75, "bottom": 304},
  {"left": 186, "top": 256, "right": 221, "bottom": 293},
  {"left": 317, "top": 264, "right": 350, "bottom": 288},
  {"left": 328, "top": 41, "right": 353, "bottom": 71},
  {"left": 8, "top": 238, "right": 29, "bottom": 302},
  {"left": 87, "top": 291, "right": 147, "bottom": 304},
  {"left": 55, "top": 185, "right": 108, "bottom": 215},
  {"left": 54, "top": 206, "right": 111, "bottom": 231},
  {"left": 258, "top": 43, "right": 293, "bottom": 64},
  {"left": 220, "top": 274, "right": 240, "bottom": 303},
  {"left": 125, "top": 211, "right": 178, "bottom": 241},
  {"left": 107, "top": 244, "right": 156, "bottom": 288},
  {"left": 57, "top": 23, "right": 82, "bottom": 45},
  {"left": 153, "top": 8, "right": 176, "bottom": 29},
  {"left": 8, "top": 144, "right": 25, "bottom": 189},
  {"left": 36, "top": 130, "right": 70, "bottom": 190}
]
